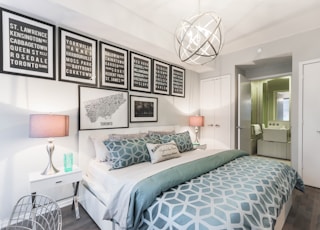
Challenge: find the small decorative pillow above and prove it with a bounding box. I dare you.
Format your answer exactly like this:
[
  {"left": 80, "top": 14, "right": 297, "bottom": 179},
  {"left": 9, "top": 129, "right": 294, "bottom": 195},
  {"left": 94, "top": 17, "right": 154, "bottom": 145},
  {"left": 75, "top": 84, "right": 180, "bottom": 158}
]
[
  {"left": 160, "top": 131, "right": 194, "bottom": 153},
  {"left": 90, "top": 136, "right": 110, "bottom": 162},
  {"left": 146, "top": 141, "right": 181, "bottom": 164},
  {"left": 104, "top": 137, "right": 159, "bottom": 169}
]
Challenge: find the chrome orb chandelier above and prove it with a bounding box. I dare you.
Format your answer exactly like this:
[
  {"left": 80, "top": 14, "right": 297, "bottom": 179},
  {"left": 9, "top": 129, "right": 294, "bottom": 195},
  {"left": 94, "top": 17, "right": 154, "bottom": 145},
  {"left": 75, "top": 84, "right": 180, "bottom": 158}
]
[{"left": 174, "top": 11, "right": 223, "bottom": 65}]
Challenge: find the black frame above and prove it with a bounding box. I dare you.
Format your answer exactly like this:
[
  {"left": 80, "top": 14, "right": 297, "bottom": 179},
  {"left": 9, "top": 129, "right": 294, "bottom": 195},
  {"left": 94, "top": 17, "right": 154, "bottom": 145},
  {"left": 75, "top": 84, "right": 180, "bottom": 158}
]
[
  {"left": 59, "top": 28, "right": 97, "bottom": 86},
  {"left": 130, "top": 95, "right": 158, "bottom": 123},
  {"left": 171, "top": 66, "right": 185, "bottom": 97},
  {"left": 78, "top": 86, "right": 129, "bottom": 130},
  {"left": 153, "top": 60, "right": 170, "bottom": 95},
  {"left": 100, "top": 41, "right": 128, "bottom": 90},
  {"left": 130, "top": 52, "right": 152, "bottom": 93},
  {"left": 0, "top": 7, "right": 55, "bottom": 80}
]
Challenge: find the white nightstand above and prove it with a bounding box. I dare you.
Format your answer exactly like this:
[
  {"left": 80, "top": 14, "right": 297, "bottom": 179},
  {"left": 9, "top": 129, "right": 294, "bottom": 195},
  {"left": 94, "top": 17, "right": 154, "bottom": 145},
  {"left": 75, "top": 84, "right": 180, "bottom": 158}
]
[
  {"left": 29, "top": 166, "right": 82, "bottom": 219},
  {"left": 194, "top": 144, "right": 207, "bottom": 150}
]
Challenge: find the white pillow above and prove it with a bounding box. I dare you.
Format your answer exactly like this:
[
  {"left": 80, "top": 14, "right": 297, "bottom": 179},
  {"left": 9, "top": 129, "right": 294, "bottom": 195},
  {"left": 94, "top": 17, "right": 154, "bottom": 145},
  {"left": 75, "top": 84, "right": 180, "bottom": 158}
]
[
  {"left": 146, "top": 141, "right": 181, "bottom": 164},
  {"left": 148, "top": 130, "right": 175, "bottom": 135},
  {"left": 108, "top": 133, "right": 148, "bottom": 141},
  {"left": 90, "top": 136, "right": 110, "bottom": 162}
]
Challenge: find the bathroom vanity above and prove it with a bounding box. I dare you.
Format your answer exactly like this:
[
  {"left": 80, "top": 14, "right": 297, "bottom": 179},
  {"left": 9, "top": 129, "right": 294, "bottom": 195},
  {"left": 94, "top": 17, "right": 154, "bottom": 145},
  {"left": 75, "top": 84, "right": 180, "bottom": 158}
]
[{"left": 257, "top": 121, "right": 291, "bottom": 160}]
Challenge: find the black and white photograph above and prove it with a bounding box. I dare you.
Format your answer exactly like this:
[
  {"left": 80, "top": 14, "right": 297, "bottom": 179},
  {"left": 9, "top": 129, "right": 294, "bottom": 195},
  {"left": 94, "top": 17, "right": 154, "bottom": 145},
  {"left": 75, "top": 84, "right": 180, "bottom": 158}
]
[
  {"left": 130, "top": 95, "right": 158, "bottom": 122},
  {"left": 79, "top": 86, "right": 128, "bottom": 130},
  {"left": 100, "top": 42, "right": 128, "bottom": 89},
  {"left": 0, "top": 7, "right": 55, "bottom": 79},
  {"left": 130, "top": 52, "right": 152, "bottom": 92},
  {"left": 59, "top": 28, "right": 97, "bottom": 86},
  {"left": 153, "top": 60, "right": 170, "bottom": 95},
  {"left": 171, "top": 66, "right": 185, "bottom": 97}
]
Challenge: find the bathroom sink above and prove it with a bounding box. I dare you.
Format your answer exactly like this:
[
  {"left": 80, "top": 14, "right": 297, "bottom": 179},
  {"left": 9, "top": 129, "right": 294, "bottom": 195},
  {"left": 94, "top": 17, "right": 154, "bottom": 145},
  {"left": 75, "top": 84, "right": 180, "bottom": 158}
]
[{"left": 263, "top": 128, "right": 289, "bottom": 142}]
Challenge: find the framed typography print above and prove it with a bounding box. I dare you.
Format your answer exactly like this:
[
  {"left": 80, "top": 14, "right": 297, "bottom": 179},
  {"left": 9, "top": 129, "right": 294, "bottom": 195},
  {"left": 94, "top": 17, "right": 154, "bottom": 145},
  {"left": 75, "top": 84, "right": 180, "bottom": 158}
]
[
  {"left": 130, "top": 95, "right": 158, "bottom": 123},
  {"left": 171, "top": 66, "right": 185, "bottom": 97},
  {"left": 0, "top": 8, "right": 55, "bottom": 79},
  {"left": 153, "top": 60, "right": 170, "bottom": 95},
  {"left": 59, "top": 28, "right": 97, "bottom": 86},
  {"left": 100, "top": 42, "right": 128, "bottom": 89},
  {"left": 130, "top": 52, "right": 152, "bottom": 93},
  {"left": 79, "top": 86, "right": 128, "bottom": 130}
]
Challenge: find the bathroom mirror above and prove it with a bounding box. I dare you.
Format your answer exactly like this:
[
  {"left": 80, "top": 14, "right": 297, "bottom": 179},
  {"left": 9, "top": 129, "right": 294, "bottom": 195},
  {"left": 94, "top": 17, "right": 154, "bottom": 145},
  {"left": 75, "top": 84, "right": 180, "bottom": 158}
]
[{"left": 276, "top": 91, "right": 290, "bottom": 121}]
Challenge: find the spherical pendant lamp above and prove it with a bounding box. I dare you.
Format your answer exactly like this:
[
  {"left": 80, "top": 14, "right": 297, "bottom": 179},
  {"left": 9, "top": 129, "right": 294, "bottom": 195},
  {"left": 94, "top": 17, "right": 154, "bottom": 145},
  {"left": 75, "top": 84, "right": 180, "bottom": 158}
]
[{"left": 174, "top": 11, "right": 223, "bottom": 65}]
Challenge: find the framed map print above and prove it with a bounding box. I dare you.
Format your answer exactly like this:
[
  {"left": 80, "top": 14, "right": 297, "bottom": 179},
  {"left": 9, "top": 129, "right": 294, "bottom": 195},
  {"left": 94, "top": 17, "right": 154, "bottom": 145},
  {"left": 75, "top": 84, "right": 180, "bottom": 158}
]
[
  {"left": 130, "top": 52, "right": 152, "bottom": 93},
  {"left": 59, "top": 28, "right": 97, "bottom": 86},
  {"left": 79, "top": 86, "right": 128, "bottom": 130},
  {"left": 171, "top": 66, "right": 185, "bottom": 97},
  {"left": 100, "top": 41, "right": 128, "bottom": 89},
  {"left": 153, "top": 60, "right": 170, "bottom": 95},
  {"left": 0, "top": 7, "right": 55, "bottom": 79}
]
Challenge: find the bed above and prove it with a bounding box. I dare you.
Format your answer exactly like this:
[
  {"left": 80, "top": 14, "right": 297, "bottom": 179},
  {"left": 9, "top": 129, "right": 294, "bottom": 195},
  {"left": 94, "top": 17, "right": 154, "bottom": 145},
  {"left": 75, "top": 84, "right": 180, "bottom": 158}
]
[{"left": 78, "top": 126, "right": 304, "bottom": 230}]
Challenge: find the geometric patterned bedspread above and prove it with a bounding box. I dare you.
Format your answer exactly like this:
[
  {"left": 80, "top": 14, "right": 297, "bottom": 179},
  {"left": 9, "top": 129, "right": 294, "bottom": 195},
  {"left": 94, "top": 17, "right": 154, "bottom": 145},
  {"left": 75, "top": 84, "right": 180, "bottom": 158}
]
[{"left": 140, "top": 156, "right": 304, "bottom": 230}]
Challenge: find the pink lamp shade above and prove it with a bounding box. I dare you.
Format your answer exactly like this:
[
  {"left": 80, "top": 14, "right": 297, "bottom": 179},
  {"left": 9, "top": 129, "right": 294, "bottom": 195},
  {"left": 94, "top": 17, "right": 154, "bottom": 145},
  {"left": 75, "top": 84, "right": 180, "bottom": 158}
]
[
  {"left": 29, "top": 114, "right": 69, "bottom": 138},
  {"left": 189, "top": 116, "right": 204, "bottom": 127},
  {"left": 29, "top": 114, "right": 69, "bottom": 175}
]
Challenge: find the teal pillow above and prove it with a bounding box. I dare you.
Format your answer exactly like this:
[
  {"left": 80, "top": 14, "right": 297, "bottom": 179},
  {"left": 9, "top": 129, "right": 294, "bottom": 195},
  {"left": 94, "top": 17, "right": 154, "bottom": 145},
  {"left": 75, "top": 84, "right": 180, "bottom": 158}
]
[
  {"left": 147, "top": 130, "right": 175, "bottom": 142},
  {"left": 160, "top": 131, "right": 194, "bottom": 153},
  {"left": 104, "top": 137, "right": 159, "bottom": 169}
]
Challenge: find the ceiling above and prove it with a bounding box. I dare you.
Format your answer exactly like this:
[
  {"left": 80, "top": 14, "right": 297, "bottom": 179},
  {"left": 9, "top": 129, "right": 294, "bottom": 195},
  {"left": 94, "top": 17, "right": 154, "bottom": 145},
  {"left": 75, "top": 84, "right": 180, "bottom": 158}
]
[
  {"left": 113, "top": 0, "right": 320, "bottom": 52},
  {"left": 2, "top": 0, "right": 320, "bottom": 73}
]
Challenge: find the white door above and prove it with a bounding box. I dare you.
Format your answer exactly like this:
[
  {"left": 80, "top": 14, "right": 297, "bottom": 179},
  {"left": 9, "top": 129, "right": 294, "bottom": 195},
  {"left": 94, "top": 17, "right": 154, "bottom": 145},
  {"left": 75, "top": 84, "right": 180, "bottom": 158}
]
[
  {"left": 237, "top": 73, "right": 252, "bottom": 153},
  {"left": 200, "top": 75, "right": 231, "bottom": 149},
  {"left": 302, "top": 59, "right": 320, "bottom": 188}
]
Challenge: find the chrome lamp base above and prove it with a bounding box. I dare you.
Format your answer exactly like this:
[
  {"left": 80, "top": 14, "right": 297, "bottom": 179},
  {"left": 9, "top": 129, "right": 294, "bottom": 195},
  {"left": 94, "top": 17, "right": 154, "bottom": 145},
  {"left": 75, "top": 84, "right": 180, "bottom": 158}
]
[
  {"left": 194, "top": 126, "right": 200, "bottom": 145},
  {"left": 42, "top": 138, "right": 59, "bottom": 175}
]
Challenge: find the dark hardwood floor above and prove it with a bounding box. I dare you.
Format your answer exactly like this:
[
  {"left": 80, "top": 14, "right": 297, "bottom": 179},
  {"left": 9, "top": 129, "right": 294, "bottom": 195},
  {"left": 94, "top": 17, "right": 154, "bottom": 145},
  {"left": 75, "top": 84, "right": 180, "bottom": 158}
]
[
  {"left": 283, "top": 186, "right": 320, "bottom": 230},
  {"left": 62, "top": 205, "right": 99, "bottom": 230},
  {"left": 62, "top": 186, "right": 320, "bottom": 230}
]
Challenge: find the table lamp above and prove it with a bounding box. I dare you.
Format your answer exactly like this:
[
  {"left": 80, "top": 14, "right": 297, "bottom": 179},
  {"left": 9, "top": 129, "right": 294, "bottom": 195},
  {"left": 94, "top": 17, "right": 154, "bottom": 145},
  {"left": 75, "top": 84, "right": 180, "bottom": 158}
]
[
  {"left": 189, "top": 115, "right": 204, "bottom": 145},
  {"left": 29, "top": 114, "right": 69, "bottom": 175}
]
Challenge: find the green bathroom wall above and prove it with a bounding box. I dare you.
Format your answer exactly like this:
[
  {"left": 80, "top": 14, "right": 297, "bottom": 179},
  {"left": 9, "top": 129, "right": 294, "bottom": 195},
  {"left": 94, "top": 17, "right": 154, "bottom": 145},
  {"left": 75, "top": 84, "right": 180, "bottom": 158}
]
[{"left": 251, "top": 77, "right": 290, "bottom": 127}]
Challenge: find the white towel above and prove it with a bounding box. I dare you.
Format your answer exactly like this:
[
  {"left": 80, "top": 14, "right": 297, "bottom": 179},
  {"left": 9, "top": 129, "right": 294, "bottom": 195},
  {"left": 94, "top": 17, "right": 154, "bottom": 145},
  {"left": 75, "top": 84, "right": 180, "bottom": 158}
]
[{"left": 252, "top": 124, "right": 262, "bottom": 135}]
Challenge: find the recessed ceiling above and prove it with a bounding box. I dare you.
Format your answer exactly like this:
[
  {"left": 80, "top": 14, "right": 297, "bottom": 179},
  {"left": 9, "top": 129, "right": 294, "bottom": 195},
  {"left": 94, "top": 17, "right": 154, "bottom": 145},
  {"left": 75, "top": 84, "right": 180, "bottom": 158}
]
[{"left": 2, "top": 0, "right": 320, "bottom": 73}]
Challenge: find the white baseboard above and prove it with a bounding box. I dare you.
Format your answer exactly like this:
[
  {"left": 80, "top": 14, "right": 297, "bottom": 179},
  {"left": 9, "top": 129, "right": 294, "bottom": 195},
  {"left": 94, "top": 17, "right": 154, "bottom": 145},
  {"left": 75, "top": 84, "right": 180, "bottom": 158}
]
[{"left": 57, "top": 197, "right": 74, "bottom": 208}]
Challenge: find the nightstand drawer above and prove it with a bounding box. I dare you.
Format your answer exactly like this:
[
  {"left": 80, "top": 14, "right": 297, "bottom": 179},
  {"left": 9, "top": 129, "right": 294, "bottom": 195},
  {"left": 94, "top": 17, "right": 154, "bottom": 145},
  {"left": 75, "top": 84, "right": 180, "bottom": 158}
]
[{"left": 29, "top": 168, "right": 82, "bottom": 193}]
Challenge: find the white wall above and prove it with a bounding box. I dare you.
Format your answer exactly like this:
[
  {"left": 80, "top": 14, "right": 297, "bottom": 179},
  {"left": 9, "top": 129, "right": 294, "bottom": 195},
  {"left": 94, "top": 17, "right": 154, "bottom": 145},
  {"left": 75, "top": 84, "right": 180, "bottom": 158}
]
[{"left": 200, "top": 28, "right": 320, "bottom": 174}]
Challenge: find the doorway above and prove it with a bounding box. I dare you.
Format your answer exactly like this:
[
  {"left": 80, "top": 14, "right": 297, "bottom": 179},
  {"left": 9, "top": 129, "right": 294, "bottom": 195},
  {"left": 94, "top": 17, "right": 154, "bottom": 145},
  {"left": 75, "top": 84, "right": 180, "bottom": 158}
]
[{"left": 236, "top": 55, "right": 292, "bottom": 161}]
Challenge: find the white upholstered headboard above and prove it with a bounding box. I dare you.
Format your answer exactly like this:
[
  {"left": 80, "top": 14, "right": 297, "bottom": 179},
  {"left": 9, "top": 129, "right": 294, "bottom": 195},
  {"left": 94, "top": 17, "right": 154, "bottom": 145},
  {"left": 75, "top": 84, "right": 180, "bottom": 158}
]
[{"left": 78, "top": 125, "right": 191, "bottom": 172}]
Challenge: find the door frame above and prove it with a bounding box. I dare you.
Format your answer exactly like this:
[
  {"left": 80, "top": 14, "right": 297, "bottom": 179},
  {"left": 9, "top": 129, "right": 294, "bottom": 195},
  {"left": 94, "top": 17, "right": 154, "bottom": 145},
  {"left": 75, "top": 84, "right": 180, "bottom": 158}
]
[{"left": 237, "top": 73, "right": 251, "bottom": 153}]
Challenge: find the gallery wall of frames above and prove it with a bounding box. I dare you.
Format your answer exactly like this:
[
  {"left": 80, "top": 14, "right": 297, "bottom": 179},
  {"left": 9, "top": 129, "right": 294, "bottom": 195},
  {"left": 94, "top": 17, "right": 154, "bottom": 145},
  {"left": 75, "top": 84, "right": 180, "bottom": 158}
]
[{"left": 0, "top": 7, "right": 186, "bottom": 130}]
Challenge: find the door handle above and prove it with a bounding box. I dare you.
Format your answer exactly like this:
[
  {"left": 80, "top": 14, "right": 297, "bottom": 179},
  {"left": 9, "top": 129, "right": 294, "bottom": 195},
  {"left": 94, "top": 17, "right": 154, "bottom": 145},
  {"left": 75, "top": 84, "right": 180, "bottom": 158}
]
[{"left": 208, "top": 124, "right": 220, "bottom": 127}]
